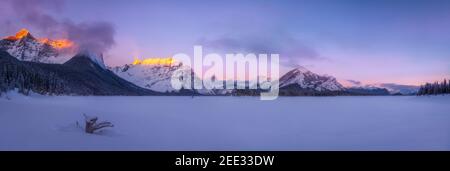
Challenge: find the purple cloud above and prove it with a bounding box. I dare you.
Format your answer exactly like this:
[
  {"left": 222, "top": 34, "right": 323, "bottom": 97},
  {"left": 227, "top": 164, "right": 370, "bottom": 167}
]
[
  {"left": 198, "top": 34, "right": 324, "bottom": 67},
  {"left": 1, "top": 0, "right": 115, "bottom": 54}
]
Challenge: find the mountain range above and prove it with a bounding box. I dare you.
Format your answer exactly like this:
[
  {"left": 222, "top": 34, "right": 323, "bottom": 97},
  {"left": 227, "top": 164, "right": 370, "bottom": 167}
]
[
  {"left": 341, "top": 80, "right": 419, "bottom": 95},
  {"left": 0, "top": 29, "right": 418, "bottom": 96},
  {"left": 110, "top": 62, "right": 221, "bottom": 95}
]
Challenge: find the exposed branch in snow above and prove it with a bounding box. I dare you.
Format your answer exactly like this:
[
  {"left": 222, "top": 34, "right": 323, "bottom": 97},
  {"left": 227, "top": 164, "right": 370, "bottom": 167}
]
[{"left": 83, "top": 113, "right": 114, "bottom": 134}]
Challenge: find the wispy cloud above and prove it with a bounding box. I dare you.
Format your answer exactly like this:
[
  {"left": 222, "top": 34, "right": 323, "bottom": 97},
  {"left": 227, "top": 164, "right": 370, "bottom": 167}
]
[
  {"left": 346, "top": 79, "right": 362, "bottom": 86},
  {"left": 198, "top": 33, "right": 325, "bottom": 67}
]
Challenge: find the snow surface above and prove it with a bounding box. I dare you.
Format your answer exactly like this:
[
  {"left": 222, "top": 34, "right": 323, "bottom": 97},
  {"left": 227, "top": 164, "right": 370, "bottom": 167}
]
[{"left": 1, "top": 94, "right": 450, "bottom": 151}]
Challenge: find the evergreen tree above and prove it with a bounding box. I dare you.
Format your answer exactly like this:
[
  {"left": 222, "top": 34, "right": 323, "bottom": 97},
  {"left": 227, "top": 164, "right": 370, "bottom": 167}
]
[
  {"left": 442, "top": 79, "right": 447, "bottom": 94},
  {"left": 433, "top": 82, "right": 439, "bottom": 95},
  {"left": 426, "top": 83, "right": 432, "bottom": 95},
  {"left": 448, "top": 78, "right": 450, "bottom": 94},
  {"left": 418, "top": 85, "right": 424, "bottom": 95},
  {"left": 446, "top": 79, "right": 449, "bottom": 94}
]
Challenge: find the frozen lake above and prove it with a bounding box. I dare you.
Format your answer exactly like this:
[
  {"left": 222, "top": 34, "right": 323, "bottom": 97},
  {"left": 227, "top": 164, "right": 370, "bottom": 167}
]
[{"left": 1, "top": 94, "right": 449, "bottom": 150}]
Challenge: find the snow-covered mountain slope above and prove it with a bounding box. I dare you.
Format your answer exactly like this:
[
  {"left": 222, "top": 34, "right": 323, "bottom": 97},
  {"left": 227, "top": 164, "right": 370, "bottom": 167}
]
[
  {"left": 0, "top": 29, "right": 74, "bottom": 64},
  {"left": 110, "top": 63, "right": 185, "bottom": 93},
  {"left": 110, "top": 61, "right": 216, "bottom": 95},
  {"left": 112, "top": 65, "right": 346, "bottom": 96},
  {"left": 279, "top": 66, "right": 345, "bottom": 92}
]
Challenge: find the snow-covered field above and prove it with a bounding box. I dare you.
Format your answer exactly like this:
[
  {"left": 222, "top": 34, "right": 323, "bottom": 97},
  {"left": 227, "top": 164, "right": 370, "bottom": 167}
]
[{"left": 1, "top": 93, "right": 449, "bottom": 151}]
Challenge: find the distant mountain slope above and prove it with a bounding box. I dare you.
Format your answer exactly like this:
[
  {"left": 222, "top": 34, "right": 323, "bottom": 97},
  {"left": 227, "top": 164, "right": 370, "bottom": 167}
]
[
  {"left": 376, "top": 83, "right": 419, "bottom": 95},
  {"left": 341, "top": 79, "right": 418, "bottom": 95},
  {"left": 345, "top": 87, "right": 390, "bottom": 95},
  {"left": 0, "top": 50, "right": 159, "bottom": 96}
]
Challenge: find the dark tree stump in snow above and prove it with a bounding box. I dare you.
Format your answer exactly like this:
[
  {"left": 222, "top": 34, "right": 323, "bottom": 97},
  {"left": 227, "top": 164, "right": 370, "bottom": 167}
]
[{"left": 83, "top": 114, "right": 114, "bottom": 134}]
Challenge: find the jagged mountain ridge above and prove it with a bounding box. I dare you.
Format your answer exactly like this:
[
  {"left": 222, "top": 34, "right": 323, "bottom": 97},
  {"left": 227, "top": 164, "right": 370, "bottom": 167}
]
[
  {"left": 112, "top": 63, "right": 352, "bottom": 96},
  {"left": 277, "top": 66, "right": 347, "bottom": 96},
  {"left": 0, "top": 29, "right": 73, "bottom": 64},
  {"left": 111, "top": 63, "right": 187, "bottom": 93},
  {"left": 279, "top": 66, "right": 345, "bottom": 91},
  {"left": 110, "top": 63, "right": 222, "bottom": 95}
]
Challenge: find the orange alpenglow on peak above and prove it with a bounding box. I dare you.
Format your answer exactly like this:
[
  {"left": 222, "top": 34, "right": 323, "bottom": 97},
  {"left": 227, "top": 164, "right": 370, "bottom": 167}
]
[
  {"left": 37, "top": 38, "right": 74, "bottom": 49},
  {"left": 3, "top": 28, "right": 75, "bottom": 49},
  {"left": 132, "top": 57, "right": 175, "bottom": 66},
  {"left": 5, "top": 28, "right": 30, "bottom": 41}
]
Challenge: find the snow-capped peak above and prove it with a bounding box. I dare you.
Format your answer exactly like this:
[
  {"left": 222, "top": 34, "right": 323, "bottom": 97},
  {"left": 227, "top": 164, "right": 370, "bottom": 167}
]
[
  {"left": 4, "top": 29, "right": 33, "bottom": 41},
  {"left": 0, "top": 29, "right": 75, "bottom": 64},
  {"left": 289, "top": 66, "right": 312, "bottom": 74},
  {"left": 279, "top": 66, "right": 345, "bottom": 91},
  {"left": 110, "top": 62, "right": 189, "bottom": 93},
  {"left": 110, "top": 60, "right": 220, "bottom": 95}
]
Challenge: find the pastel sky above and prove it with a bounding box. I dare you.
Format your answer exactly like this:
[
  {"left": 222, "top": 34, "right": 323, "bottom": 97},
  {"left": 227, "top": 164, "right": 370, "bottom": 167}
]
[{"left": 1, "top": 0, "right": 449, "bottom": 85}]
